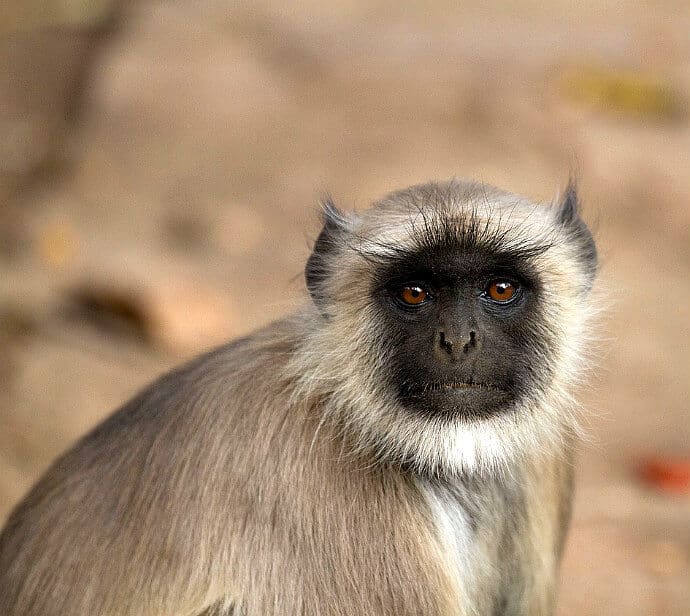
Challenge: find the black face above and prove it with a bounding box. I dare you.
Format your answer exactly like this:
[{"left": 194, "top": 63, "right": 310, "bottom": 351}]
[{"left": 372, "top": 245, "right": 552, "bottom": 421}]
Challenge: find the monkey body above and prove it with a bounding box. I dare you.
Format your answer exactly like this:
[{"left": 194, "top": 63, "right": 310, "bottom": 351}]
[{"left": 0, "top": 180, "right": 596, "bottom": 615}]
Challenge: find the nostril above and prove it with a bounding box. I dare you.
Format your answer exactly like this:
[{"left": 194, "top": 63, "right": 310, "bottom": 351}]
[
  {"left": 438, "top": 331, "right": 454, "bottom": 356},
  {"left": 463, "top": 331, "right": 477, "bottom": 354}
]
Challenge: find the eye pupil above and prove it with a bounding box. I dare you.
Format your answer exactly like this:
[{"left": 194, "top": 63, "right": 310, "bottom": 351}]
[
  {"left": 400, "top": 285, "right": 428, "bottom": 305},
  {"left": 487, "top": 280, "right": 517, "bottom": 303}
]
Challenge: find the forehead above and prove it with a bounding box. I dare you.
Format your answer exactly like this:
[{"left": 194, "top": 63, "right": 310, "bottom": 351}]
[
  {"left": 353, "top": 191, "right": 558, "bottom": 274},
  {"left": 362, "top": 181, "right": 555, "bottom": 244}
]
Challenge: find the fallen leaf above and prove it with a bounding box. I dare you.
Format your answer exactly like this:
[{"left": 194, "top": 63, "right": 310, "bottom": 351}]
[
  {"left": 638, "top": 456, "right": 690, "bottom": 495},
  {"left": 559, "top": 66, "right": 685, "bottom": 120}
]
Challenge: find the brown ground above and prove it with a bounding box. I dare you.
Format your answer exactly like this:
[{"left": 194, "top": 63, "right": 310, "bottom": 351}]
[{"left": 1, "top": 2, "right": 689, "bottom": 614}]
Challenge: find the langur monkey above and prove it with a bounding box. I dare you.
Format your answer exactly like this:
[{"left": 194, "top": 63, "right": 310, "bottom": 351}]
[{"left": 0, "top": 179, "right": 598, "bottom": 616}]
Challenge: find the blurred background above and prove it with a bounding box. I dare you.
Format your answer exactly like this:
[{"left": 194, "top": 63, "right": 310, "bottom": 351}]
[{"left": 1, "top": 1, "right": 689, "bottom": 613}]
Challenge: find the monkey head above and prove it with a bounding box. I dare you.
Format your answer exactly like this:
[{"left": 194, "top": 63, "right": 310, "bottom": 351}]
[{"left": 301, "top": 180, "right": 597, "bottom": 476}]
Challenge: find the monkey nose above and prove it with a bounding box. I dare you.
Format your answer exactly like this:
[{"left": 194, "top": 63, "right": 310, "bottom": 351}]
[{"left": 435, "top": 330, "right": 478, "bottom": 361}]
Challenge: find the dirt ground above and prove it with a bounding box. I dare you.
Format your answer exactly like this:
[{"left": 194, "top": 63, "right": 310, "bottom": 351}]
[{"left": 1, "top": 2, "right": 689, "bottom": 614}]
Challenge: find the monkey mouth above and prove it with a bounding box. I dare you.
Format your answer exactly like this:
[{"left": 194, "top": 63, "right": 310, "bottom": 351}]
[
  {"left": 403, "top": 381, "right": 506, "bottom": 395},
  {"left": 397, "top": 379, "right": 515, "bottom": 420},
  {"left": 431, "top": 382, "right": 506, "bottom": 393}
]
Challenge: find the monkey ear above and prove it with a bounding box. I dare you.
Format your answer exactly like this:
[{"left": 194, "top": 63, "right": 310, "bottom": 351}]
[
  {"left": 305, "top": 199, "right": 357, "bottom": 308},
  {"left": 555, "top": 180, "right": 598, "bottom": 283},
  {"left": 556, "top": 179, "right": 580, "bottom": 226}
]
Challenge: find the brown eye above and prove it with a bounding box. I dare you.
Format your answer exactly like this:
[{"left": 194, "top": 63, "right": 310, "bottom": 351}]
[
  {"left": 486, "top": 280, "right": 518, "bottom": 303},
  {"left": 400, "top": 285, "right": 429, "bottom": 306}
]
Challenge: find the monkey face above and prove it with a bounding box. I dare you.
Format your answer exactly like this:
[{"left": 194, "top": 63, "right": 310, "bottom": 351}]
[
  {"left": 304, "top": 180, "right": 597, "bottom": 474},
  {"left": 373, "top": 245, "right": 549, "bottom": 422}
]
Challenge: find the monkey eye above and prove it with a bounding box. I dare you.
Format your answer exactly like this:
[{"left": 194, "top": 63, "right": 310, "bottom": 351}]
[
  {"left": 485, "top": 279, "right": 519, "bottom": 303},
  {"left": 398, "top": 284, "right": 430, "bottom": 306}
]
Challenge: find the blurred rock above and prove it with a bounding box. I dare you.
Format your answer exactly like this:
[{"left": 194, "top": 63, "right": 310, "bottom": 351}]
[
  {"left": 68, "top": 277, "right": 239, "bottom": 356},
  {"left": 146, "top": 279, "right": 239, "bottom": 356},
  {"left": 68, "top": 283, "right": 149, "bottom": 341}
]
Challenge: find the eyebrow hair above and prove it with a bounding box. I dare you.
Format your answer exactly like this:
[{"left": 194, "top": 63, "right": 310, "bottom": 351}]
[{"left": 348, "top": 211, "right": 555, "bottom": 268}]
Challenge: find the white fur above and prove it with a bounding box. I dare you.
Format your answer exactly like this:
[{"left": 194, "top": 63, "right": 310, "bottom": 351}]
[{"left": 421, "top": 482, "right": 477, "bottom": 615}]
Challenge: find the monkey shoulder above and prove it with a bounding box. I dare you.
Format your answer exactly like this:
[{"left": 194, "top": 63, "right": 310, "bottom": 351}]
[
  {"left": 1, "top": 321, "right": 298, "bottom": 520},
  {"left": 0, "top": 320, "right": 302, "bottom": 615},
  {"left": 80, "top": 318, "right": 300, "bottom": 451}
]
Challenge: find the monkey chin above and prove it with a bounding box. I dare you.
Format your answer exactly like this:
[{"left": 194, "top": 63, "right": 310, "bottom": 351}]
[
  {"left": 399, "top": 383, "right": 516, "bottom": 422},
  {"left": 364, "top": 383, "right": 574, "bottom": 478}
]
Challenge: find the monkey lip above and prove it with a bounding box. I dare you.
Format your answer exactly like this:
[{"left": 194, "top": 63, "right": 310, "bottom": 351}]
[
  {"left": 404, "top": 381, "right": 506, "bottom": 394},
  {"left": 425, "top": 381, "right": 502, "bottom": 391}
]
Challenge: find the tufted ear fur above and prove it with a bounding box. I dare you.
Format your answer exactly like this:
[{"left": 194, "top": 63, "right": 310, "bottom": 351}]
[
  {"left": 305, "top": 199, "right": 356, "bottom": 308},
  {"left": 556, "top": 179, "right": 581, "bottom": 226},
  {"left": 556, "top": 180, "right": 598, "bottom": 285}
]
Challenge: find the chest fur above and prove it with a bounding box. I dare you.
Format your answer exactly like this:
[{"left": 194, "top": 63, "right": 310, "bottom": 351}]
[{"left": 420, "top": 478, "right": 528, "bottom": 616}]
